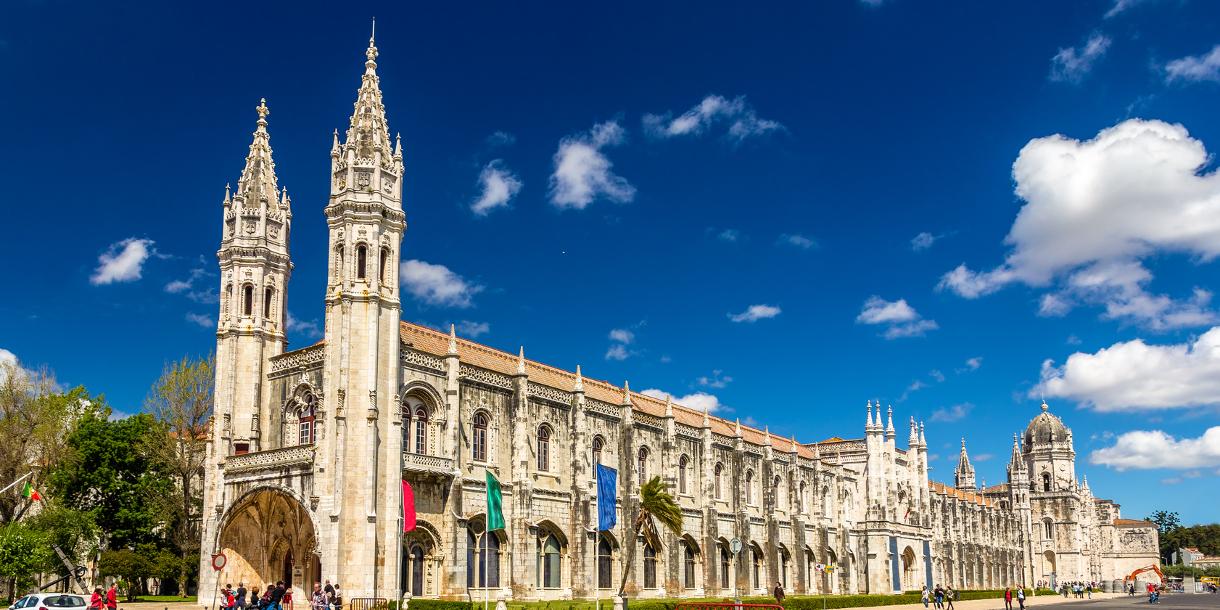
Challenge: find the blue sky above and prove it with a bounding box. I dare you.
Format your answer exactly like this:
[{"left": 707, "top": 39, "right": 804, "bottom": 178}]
[{"left": 2, "top": 0, "right": 1219, "bottom": 524}]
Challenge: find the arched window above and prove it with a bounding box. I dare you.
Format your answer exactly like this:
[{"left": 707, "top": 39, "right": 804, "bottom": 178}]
[
  {"left": 774, "top": 475, "right": 783, "bottom": 508},
  {"left": 643, "top": 543, "right": 658, "bottom": 589},
  {"left": 800, "top": 481, "right": 808, "bottom": 512},
  {"left": 473, "top": 412, "right": 489, "bottom": 462},
  {"left": 1042, "top": 472, "right": 1052, "bottom": 491},
  {"left": 298, "top": 392, "right": 316, "bottom": 445},
  {"left": 466, "top": 530, "right": 477, "bottom": 587},
  {"left": 243, "top": 284, "right": 254, "bottom": 316},
  {"left": 720, "top": 546, "right": 730, "bottom": 588},
  {"left": 637, "top": 447, "right": 649, "bottom": 482},
  {"left": 414, "top": 407, "right": 428, "bottom": 455},
  {"left": 752, "top": 547, "right": 763, "bottom": 590},
  {"left": 224, "top": 284, "right": 232, "bottom": 318},
  {"left": 592, "top": 436, "right": 604, "bottom": 466},
  {"left": 538, "top": 534, "right": 561, "bottom": 589},
  {"left": 379, "top": 247, "right": 390, "bottom": 285},
  {"left": 745, "top": 470, "right": 755, "bottom": 505},
  {"left": 714, "top": 463, "right": 723, "bottom": 499},
  {"left": 264, "top": 287, "right": 273, "bottom": 319},
  {"left": 537, "top": 425, "right": 552, "bottom": 472},
  {"left": 1043, "top": 517, "right": 1054, "bottom": 540},
  {"left": 410, "top": 545, "right": 424, "bottom": 596},
  {"left": 679, "top": 455, "right": 689, "bottom": 494},
  {"left": 597, "top": 535, "right": 613, "bottom": 589},
  {"left": 334, "top": 245, "right": 344, "bottom": 281},
  {"left": 356, "top": 244, "right": 367, "bottom": 279},
  {"left": 683, "top": 541, "right": 697, "bottom": 589}
]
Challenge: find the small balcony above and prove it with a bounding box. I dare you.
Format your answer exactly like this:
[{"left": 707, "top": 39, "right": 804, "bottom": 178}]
[
  {"left": 402, "top": 451, "right": 456, "bottom": 476},
  {"left": 225, "top": 444, "right": 316, "bottom": 474}
]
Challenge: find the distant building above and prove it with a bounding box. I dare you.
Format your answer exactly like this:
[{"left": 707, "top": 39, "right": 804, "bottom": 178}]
[
  {"left": 1181, "top": 547, "right": 1220, "bottom": 570},
  {"left": 196, "top": 32, "right": 1159, "bottom": 606}
]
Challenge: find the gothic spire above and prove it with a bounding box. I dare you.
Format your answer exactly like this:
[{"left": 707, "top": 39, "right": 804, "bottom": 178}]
[
  {"left": 342, "top": 25, "right": 394, "bottom": 162},
  {"left": 574, "top": 365, "right": 584, "bottom": 392},
  {"left": 622, "top": 381, "right": 632, "bottom": 406},
  {"left": 866, "top": 400, "right": 875, "bottom": 431},
  {"left": 447, "top": 324, "right": 458, "bottom": 355},
  {"left": 885, "top": 405, "right": 895, "bottom": 437},
  {"left": 955, "top": 437, "right": 977, "bottom": 491},
  {"left": 516, "top": 346, "right": 526, "bottom": 375},
  {"left": 908, "top": 416, "right": 919, "bottom": 447},
  {"left": 918, "top": 421, "right": 926, "bottom": 447},
  {"left": 234, "top": 98, "right": 281, "bottom": 210}
]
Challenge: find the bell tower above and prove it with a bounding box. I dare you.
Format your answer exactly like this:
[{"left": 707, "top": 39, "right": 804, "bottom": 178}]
[
  {"left": 214, "top": 98, "right": 293, "bottom": 456},
  {"left": 318, "top": 27, "right": 406, "bottom": 598}
]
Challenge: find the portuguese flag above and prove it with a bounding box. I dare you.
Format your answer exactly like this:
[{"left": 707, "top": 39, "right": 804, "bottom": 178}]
[
  {"left": 21, "top": 481, "right": 40, "bottom": 502},
  {"left": 485, "top": 470, "right": 505, "bottom": 532}
]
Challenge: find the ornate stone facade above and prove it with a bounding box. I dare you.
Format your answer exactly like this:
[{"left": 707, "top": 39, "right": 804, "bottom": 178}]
[{"left": 197, "top": 34, "right": 1159, "bottom": 607}]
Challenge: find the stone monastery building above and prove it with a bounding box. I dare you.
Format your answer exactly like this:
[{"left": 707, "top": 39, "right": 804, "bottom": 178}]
[{"left": 198, "top": 33, "right": 1160, "bottom": 607}]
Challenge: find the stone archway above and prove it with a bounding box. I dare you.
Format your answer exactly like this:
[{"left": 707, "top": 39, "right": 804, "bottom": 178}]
[
  {"left": 901, "top": 547, "right": 917, "bottom": 591},
  {"left": 218, "top": 487, "right": 319, "bottom": 602}
]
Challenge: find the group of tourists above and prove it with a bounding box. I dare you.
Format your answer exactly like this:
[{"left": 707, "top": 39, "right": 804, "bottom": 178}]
[
  {"left": 1059, "top": 581, "right": 1095, "bottom": 598},
  {"left": 219, "top": 580, "right": 342, "bottom": 610},
  {"left": 919, "top": 584, "right": 958, "bottom": 609},
  {"left": 87, "top": 584, "right": 117, "bottom": 610}
]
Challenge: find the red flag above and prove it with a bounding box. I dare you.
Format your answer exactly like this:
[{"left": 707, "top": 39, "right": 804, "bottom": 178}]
[{"left": 402, "top": 480, "right": 416, "bottom": 532}]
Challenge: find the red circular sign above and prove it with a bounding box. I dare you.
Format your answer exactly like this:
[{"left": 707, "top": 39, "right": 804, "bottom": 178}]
[{"left": 211, "top": 553, "right": 227, "bottom": 571}]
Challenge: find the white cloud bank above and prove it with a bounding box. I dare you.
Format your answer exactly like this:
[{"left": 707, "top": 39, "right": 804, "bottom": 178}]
[
  {"left": 643, "top": 95, "right": 783, "bottom": 143},
  {"left": 729, "top": 304, "right": 781, "bottom": 323},
  {"left": 91, "top": 238, "right": 155, "bottom": 285},
  {"left": 1165, "top": 44, "right": 1220, "bottom": 83},
  {"left": 939, "top": 119, "right": 1220, "bottom": 331},
  {"left": 856, "top": 296, "right": 938, "bottom": 339},
  {"left": 399, "top": 260, "right": 483, "bottom": 308},
  {"left": 471, "top": 160, "right": 523, "bottom": 216},
  {"left": 549, "top": 121, "right": 634, "bottom": 210},
  {"left": 641, "top": 388, "right": 724, "bottom": 413},
  {"left": 1090, "top": 426, "right": 1220, "bottom": 470},
  {"left": 1039, "top": 326, "right": 1220, "bottom": 412},
  {"left": 1049, "top": 34, "right": 1111, "bottom": 83}
]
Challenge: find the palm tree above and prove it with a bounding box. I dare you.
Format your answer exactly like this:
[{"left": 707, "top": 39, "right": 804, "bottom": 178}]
[{"left": 617, "top": 476, "right": 684, "bottom": 596}]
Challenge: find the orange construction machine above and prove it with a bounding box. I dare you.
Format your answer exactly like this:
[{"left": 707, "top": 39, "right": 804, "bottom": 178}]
[{"left": 1123, "top": 565, "right": 1165, "bottom": 584}]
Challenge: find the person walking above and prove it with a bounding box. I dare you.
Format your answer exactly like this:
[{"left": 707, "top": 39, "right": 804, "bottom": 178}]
[
  {"left": 331, "top": 584, "right": 341, "bottom": 610},
  {"left": 105, "top": 583, "right": 118, "bottom": 610},
  {"left": 921, "top": 585, "right": 929, "bottom": 608},
  {"left": 1004, "top": 587, "right": 1013, "bottom": 610},
  {"left": 311, "top": 583, "right": 326, "bottom": 610},
  {"left": 773, "top": 581, "right": 786, "bottom": 604},
  {"left": 268, "top": 581, "right": 286, "bottom": 610},
  {"left": 89, "top": 587, "right": 105, "bottom": 610},
  {"left": 236, "top": 583, "right": 247, "bottom": 610},
  {"left": 945, "top": 586, "right": 956, "bottom": 610},
  {"left": 1017, "top": 586, "right": 1026, "bottom": 610},
  {"left": 323, "top": 581, "right": 334, "bottom": 610},
  {"left": 934, "top": 585, "right": 945, "bottom": 610}
]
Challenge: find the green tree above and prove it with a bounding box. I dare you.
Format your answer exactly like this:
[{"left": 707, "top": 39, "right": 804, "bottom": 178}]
[
  {"left": 617, "top": 476, "right": 684, "bottom": 596},
  {"left": 0, "top": 522, "right": 54, "bottom": 601},
  {"left": 1146, "top": 510, "right": 1183, "bottom": 563},
  {"left": 48, "top": 412, "right": 171, "bottom": 550},
  {"left": 144, "top": 354, "right": 213, "bottom": 595},
  {"left": 98, "top": 549, "right": 152, "bottom": 600}
]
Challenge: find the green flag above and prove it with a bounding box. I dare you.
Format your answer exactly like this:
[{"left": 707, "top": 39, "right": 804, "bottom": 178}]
[{"left": 485, "top": 469, "right": 505, "bottom": 532}]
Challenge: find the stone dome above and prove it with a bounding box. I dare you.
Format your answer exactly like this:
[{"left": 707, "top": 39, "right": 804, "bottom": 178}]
[{"left": 1023, "top": 401, "right": 1071, "bottom": 449}]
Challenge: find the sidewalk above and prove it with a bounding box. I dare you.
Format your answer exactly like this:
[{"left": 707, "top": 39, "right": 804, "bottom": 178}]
[{"left": 855, "top": 593, "right": 1123, "bottom": 610}]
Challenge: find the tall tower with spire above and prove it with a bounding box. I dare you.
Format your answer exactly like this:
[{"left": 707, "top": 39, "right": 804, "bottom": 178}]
[
  {"left": 214, "top": 98, "right": 293, "bottom": 455},
  {"left": 318, "top": 26, "right": 406, "bottom": 597},
  {"left": 954, "top": 438, "right": 977, "bottom": 492}
]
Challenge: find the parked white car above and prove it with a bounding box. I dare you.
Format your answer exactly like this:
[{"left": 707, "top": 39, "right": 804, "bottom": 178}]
[{"left": 8, "top": 594, "right": 87, "bottom": 610}]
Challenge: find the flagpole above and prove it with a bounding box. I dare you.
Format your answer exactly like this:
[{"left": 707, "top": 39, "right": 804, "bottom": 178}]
[
  {"left": 0, "top": 471, "right": 33, "bottom": 496},
  {"left": 483, "top": 525, "right": 489, "bottom": 610}
]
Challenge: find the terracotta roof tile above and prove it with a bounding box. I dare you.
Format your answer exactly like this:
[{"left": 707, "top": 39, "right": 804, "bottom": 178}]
[{"left": 1114, "top": 518, "right": 1155, "bottom": 527}]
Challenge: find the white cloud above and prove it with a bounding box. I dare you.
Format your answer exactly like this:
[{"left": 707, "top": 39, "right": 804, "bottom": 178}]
[
  {"left": 608, "top": 329, "right": 635, "bottom": 344},
  {"left": 548, "top": 121, "right": 635, "bottom": 210},
  {"left": 939, "top": 119, "right": 1220, "bottom": 331},
  {"left": 856, "top": 296, "right": 938, "bottom": 339},
  {"left": 287, "top": 312, "right": 321, "bottom": 339},
  {"left": 399, "top": 260, "right": 483, "bottom": 308},
  {"left": 91, "top": 238, "right": 155, "bottom": 285},
  {"left": 185, "top": 312, "right": 214, "bottom": 328},
  {"left": 0, "top": 349, "right": 15, "bottom": 367},
  {"left": 471, "top": 160, "right": 523, "bottom": 216},
  {"left": 486, "top": 131, "right": 516, "bottom": 147},
  {"left": 964, "top": 357, "right": 983, "bottom": 371},
  {"left": 164, "top": 267, "right": 216, "bottom": 303},
  {"left": 930, "top": 369, "right": 946, "bottom": 383},
  {"left": 1104, "top": 0, "right": 1152, "bottom": 18},
  {"left": 729, "top": 304, "right": 781, "bottom": 323},
  {"left": 974, "top": 453, "right": 995, "bottom": 462},
  {"left": 1090, "top": 426, "right": 1220, "bottom": 470},
  {"left": 778, "top": 234, "right": 817, "bottom": 249},
  {"left": 931, "top": 403, "right": 973, "bottom": 422},
  {"left": 697, "top": 370, "right": 733, "bottom": 389},
  {"left": 716, "top": 229, "right": 741, "bottom": 243},
  {"left": 641, "top": 388, "right": 725, "bottom": 413},
  {"left": 643, "top": 95, "right": 782, "bottom": 143},
  {"left": 1049, "top": 33, "right": 1111, "bottom": 83},
  {"left": 1038, "top": 326, "right": 1220, "bottom": 412},
  {"left": 1165, "top": 44, "right": 1220, "bottom": 84},
  {"left": 911, "top": 232, "right": 938, "bottom": 251},
  {"left": 605, "top": 344, "right": 631, "bottom": 361},
  {"left": 457, "top": 320, "right": 490, "bottom": 337},
  {"left": 0, "top": 349, "right": 25, "bottom": 384}
]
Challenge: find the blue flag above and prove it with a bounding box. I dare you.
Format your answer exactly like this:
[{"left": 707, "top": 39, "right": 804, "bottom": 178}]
[{"left": 595, "top": 464, "right": 617, "bottom": 531}]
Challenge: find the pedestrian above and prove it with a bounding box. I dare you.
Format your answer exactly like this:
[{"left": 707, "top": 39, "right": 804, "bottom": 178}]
[
  {"left": 323, "top": 581, "right": 334, "bottom": 610},
  {"left": 332, "top": 584, "right": 342, "bottom": 610},
  {"left": 1004, "top": 587, "right": 1013, "bottom": 610},
  {"left": 945, "top": 586, "right": 956, "bottom": 610},
  {"left": 934, "top": 584, "right": 945, "bottom": 610},
  {"left": 90, "top": 587, "right": 105, "bottom": 610},
  {"left": 283, "top": 586, "right": 294, "bottom": 610},
  {"left": 237, "top": 583, "right": 247, "bottom": 610},
  {"left": 921, "top": 585, "right": 929, "bottom": 608},
  {"left": 105, "top": 583, "right": 117, "bottom": 610},
  {"left": 269, "top": 581, "right": 286, "bottom": 610},
  {"left": 773, "top": 581, "right": 785, "bottom": 604},
  {"left": 1017, "top": 586, "right": 1026, "bottom": 610},
  {"left": 311, "top": 583, "right": 326, "bottom": 610},
  {"left": 1086, "top": 583, "right": 1092, "bottom": 599},
  {"left": 250, "top": 587, "right": 261, "bottom": 610}
]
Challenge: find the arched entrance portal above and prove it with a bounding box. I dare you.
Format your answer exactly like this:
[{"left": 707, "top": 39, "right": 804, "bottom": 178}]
[
  {"left": 218, "top": 488, "right": 318, "bottom": 601},
  {"left": 901, "top": 547, "right": 917, "bottom": 591}
]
